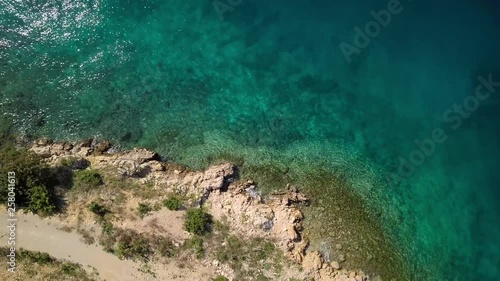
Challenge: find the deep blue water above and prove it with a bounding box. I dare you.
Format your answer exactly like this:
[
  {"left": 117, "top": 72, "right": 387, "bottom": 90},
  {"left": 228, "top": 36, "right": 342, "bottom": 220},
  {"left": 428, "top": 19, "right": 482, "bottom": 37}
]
[{"left": 1, "top": 0, "right": 499, "bottom": 280}]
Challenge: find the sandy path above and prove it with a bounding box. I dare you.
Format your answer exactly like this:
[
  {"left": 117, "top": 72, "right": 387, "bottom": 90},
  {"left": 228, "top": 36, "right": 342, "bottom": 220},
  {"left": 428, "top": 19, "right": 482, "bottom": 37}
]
[{"left": 0, "top": 212, "right": 146, "bottom": 281}]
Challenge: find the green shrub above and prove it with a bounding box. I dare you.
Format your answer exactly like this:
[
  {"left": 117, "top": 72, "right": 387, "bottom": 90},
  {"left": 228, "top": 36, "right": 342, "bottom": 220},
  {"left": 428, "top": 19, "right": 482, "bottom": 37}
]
[
  {"left": 87, "top": 202, "right": 108, "bottom": 216},
  {"left": 138, "top": 203, "right": 152, "bottom": 217},
  {"left": 214, "top": 276, "right": 229, "bottom": 281},
  {"left": 115, "top": 232, "right": 151, "bottom": 261},
  {"left": 215, "top": 235, "right": 282, "bottom": 278},
  {"left": 184, "top": 208, "right": 212, "bottom": 235},
  {"left": 255, "top": 239, "right": 275, "bottom": 261},
  {"left": 60, "top": 262, "right": 81, "bottom": 275},
  {"left": 185, "top": 236, "right": 204, "bottom": 259},
  {"left": 101, "top": 220, "right": 113, "bottom": 235},
  {"left": 154, "top": 236, "right": 178, "bottom": 257},
  {"left": 18, "top": 249, "right": 55, "bottom": 264},
  {"left": 73, "top": 169, "right": 103, "bottom": 190},
  {"left": 28, "top": 185, "right": 56, "bottom": 216},
  {"left": 163, "top": 196, "right": 182, "bottom": 210},
  {"left": 9, "top": 247, "right": 94, "bottom": 280},
  {"left": 59, "top": 157, "right": 89, "bottom": 170},
  {"left": 99, "top": 232, "right": 117, "bottom": 253},
  {"left": 0, "top": 145, "right": 56, "bottom": 205},
  {"left": 59, "top": 157, "right": 78, "bottom": 168}
]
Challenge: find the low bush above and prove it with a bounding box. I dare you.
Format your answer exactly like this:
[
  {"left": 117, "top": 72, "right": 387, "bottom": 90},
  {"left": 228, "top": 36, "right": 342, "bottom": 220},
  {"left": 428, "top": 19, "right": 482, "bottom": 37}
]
[
  {"left": 101, "top": 220, "right": 114, "bottom": 235},
  {"left": 115, "top": 231, "right": 151, "bottom": 261},
  {"left": 184, "top": 208, "right": 212, "bottom": 235},
  {"left": 28, "top": 185, "right": 56, "bottom": 216},
  {"left": 18, "top": 249, "right": 55, "bottom": 264},
  {"left": 87, "top": 202, "right": 108, "bottom": 216},
  {"left": 163, "top": 196, "right": 182, "bottom": 211},
  {"left": 214, "top": 276, "right": 229, "bottom": 281},
  {"left": 60, "top": 262, "right": 82, "bottom": 275},
  {"left": 0, "top": 145, "right": 57, "bottom": 206},
  {"left": 184, "top": 236, "right": 204, "bottom": 259},
  {"left": 154, "top": 236, "right": 178, "bottom": 258},
  {"left": 215, "top": 235, "right": 282, "bottom": 279},
  {"left": 59, "top": 157, "right": 89, "bottom": 170},
  {"left": 138, "top": 202, "right": 152, "bottom": 217},
  {"left": 73, "top": 169, "right": 103, "bottom": 191}
]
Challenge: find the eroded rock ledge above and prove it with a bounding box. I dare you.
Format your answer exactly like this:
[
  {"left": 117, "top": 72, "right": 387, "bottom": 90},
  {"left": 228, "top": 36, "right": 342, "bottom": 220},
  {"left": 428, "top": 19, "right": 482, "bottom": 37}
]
[{"left": 30, "top": 138, "right": 373, "bottom": 281}]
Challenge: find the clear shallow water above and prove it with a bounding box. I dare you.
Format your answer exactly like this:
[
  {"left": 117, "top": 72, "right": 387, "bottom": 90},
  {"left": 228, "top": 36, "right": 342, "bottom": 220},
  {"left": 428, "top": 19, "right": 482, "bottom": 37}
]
[{"left": 1, "top": 0, "right": 499, "bottom": 280}]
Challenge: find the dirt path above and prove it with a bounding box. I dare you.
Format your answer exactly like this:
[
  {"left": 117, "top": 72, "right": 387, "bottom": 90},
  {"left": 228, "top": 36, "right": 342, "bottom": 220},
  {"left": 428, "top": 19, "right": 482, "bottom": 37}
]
[{"left": 0, "top": 211, "right": 150, "bottom": 281}]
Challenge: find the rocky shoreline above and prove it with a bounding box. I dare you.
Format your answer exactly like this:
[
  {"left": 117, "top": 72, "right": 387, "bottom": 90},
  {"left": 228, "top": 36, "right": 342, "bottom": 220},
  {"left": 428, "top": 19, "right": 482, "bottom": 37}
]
[{"left": 28, "top": 137, "right": 376, "bottom": 281}]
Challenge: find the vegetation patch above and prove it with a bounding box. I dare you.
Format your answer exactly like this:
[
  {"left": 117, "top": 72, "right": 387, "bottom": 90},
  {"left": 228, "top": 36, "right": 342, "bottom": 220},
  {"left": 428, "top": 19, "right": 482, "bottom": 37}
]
[
  {"left": 59, "top": 157, "right": 90, "bottom": 170},
  {"left": 0, "top": 247, "right": 96, "bottom": 280},
  {"left": 184, "top": 208, "right": 212, "bottom": 235},
  {"left": 114, "top": 230, "right": 151, "bottom": 261},
  {"left": 18, "top": 249, "right": 56, "bottom": 264},
  {"left": 163, "top": 195, "right": 182, "bottom": 210},
  {"left": 184, "top": 236, "right": 204, "bottom": 259},
  {"left": 153, "top": 236, "right": 178, "bottom": 258},
  {"left": 214, "top": 235, "right": 283, "bottom": 280},
  {"left": 0, "top": 145, "right": 59, "bottom": 214},
  {"left": 101, "top": 220, "right": 114, "bottom": 235},
  {"left": 87, "top": 201, "right": 109, "bottom": 217},
  {"left": 28, "top": 185, "right": 56, "bottom": 216},
  {"left": 97, "top": 227, "right": 157, "bottom": 262},
  {"left": 138, "top": 202, "right": 153, "bottom": 217},
  {"left": 73, "top": 169, "right": 103, "bottom": 191}
]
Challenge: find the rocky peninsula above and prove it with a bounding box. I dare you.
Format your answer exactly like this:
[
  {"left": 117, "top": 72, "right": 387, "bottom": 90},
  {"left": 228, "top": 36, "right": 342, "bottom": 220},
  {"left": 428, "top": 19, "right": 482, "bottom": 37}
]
[{"left": 1, "top": 137, "right": 378, "bottom": 281}]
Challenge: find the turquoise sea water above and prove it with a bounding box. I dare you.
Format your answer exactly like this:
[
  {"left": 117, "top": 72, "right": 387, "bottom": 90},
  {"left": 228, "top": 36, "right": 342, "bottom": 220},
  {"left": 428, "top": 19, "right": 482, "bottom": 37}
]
[{"left": 1, "top": 0, "right": 499, "bottom": 280}]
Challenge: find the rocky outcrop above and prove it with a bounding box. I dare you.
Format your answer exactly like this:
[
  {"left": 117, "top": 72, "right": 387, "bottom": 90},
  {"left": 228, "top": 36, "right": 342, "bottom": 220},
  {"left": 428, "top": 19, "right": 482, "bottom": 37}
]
[{"left": 29, "top": 138, "right": 371, "bottom": 281}]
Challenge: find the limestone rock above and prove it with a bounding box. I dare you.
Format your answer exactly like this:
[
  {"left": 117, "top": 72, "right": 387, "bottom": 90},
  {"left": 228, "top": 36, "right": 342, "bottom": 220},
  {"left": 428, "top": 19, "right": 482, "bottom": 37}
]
[
  {"left": 198, "top": 163, "right": 235, "bottom": 192},
  {"left": 269, "top": 184, "right": 309, "bottom": 206},
  {"left": 148, "top": 161, "right": 165, "bottom": 172},
  {"left": 93, "top": 140, "right": 112, "bottom": 155},
  {"left": 30, "top": 145, "right": 52, "bottom": 158},
  {"left": 331, "top": 261, "right": 341, "bottom": 270},
  {"left": 34, "top": 138, "right": 53, "bottom": 146},
  {"left": 120, "top": 148, "right": 158, "bottom": 164},
  {"left": 287, "top": 226, "right": 300, "bottom": 242},
  {"left": 303, "top": 251, "right": 323, "bottom": 271}
]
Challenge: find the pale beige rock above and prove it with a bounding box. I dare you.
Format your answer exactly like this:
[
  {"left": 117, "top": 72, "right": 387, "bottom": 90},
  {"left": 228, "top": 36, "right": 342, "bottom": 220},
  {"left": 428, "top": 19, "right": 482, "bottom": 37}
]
[
  {"left": 303, "top": 251, "right": 323, "bottom": 271},
  {"left": 338, "top": 254, "right": 346, "bottom": 262},
  {"left": 287, "top": 226, "right": 299, "bottom": 241},
  {"left": 120, "top": 147, "right": 157, "bottom": 164},
  {"left": 30, "top": 145, "right": 52, "bottom": 158},
  {"left": 148, "top": 161, "right": 165, "bottom": 171},
  {"left": 331, "top": 261, "right": 341, "bottom": 270},
  {"left": 198, "top": 163, "right": 234, "bottom": 192}
]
